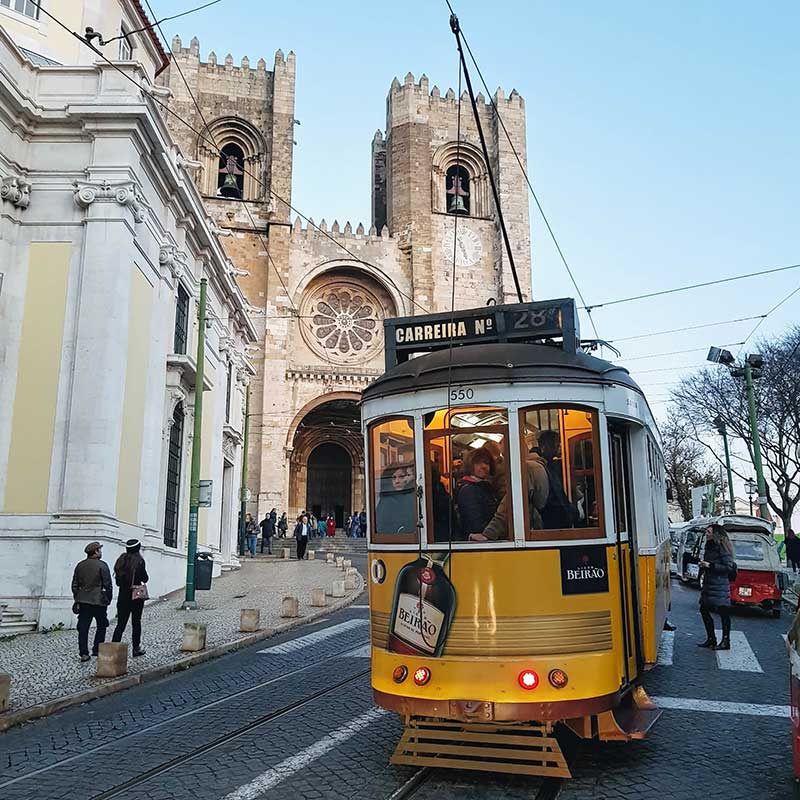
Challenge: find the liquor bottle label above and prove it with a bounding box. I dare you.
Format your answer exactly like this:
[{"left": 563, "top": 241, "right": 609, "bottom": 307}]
[{"left": 392, "top": 592, "right": 445, "bottom": 654}]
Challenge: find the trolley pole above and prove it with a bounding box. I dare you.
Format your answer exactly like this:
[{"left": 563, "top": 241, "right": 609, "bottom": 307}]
[
  {"left": 743, "top": 359, "right": 770, "bottom": 521},
  {"left": 715, "top": 417, "right": 736, "bottom": 514},
  {"left": 238, "top": 383, "right": 250, "bottom": 557},
  {"left": 183, "top": 278, "right": 207, "bottom": 609}
]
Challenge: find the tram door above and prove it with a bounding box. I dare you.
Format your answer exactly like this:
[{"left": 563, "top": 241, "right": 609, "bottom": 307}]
[{"left": 608, "top": 424, "right": 642, "bottom": 683}]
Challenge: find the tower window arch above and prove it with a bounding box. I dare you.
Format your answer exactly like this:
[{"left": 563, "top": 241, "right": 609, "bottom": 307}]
[
  {"left": 432, "top": 141, "right": 490, "bottom": 218},
  {"left": 218, "top": 143, "right": 245, "bottom": 198}
]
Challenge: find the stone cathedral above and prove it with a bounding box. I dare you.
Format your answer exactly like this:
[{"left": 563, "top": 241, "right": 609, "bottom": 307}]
[{"left": 159, "top": 36, "right": 532, "bottom": 525}]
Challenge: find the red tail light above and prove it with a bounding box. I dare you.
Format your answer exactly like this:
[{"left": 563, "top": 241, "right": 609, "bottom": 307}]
[
  {"left": 413, "top": 666, "right": 431, "bottom": 686},
  {"left": 518, "top": 669, "right": 539, "bottom": 690}
]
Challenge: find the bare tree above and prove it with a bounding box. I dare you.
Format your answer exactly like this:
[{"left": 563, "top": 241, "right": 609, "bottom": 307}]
[
  {"left": 669, "top": 326, "right": 800, "bottom": 531},
  {"left": 661, "top": 416, "right": 720, "bottom": 520}
]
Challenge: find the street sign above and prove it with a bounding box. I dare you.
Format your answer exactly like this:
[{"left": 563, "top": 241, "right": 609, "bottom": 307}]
[{"left": 198, "top": 480, "right": 213, "bottom": 507}]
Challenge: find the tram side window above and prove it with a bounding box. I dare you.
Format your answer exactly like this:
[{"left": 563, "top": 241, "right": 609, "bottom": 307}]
[
  {"left": 520, "top": 406, "right": 603, "bottom": 539},
  {"left": 423, "top": 407, "right": 512, "bottom": 542},
  {"left": 369, "top": 417, "right": 418, "bottom": 543}
]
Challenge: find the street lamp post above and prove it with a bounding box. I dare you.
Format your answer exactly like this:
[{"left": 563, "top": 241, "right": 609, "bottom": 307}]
[
  {"left": 707, "top": 347, "right": 770, "bottom": 521},
  {"left": 714, "top": 416, "right": 736, "bottom": 514},
  {"left": 745, "top": 477, "right": 757, "bottom": 516}
]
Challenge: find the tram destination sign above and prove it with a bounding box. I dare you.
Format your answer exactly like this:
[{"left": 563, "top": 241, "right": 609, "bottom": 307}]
[{"left": 384, "top": 298, "right": 579, "bottom": 368}]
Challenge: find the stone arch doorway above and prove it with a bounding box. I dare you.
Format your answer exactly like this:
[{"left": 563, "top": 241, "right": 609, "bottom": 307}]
[
  {"left": 287, "top": 397, "right": 364, "bottom": 526},
  {"left": 306, "top": 443, "right": 352, "bottom": 528}
]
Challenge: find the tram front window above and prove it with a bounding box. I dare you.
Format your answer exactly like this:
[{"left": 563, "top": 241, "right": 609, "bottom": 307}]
[
  {"left": 424, "top": 407, "right": 511, "bottom": 542},
  {"left": 369, "top": 417, "right": 418, "bottom": 543},
  {"left": 521, "top": 406, "right": 603, "bottom": 540}
]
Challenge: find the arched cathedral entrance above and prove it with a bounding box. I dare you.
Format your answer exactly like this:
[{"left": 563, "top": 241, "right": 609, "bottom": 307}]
[{"left": 287, "top": 395, "right": 364, "bottom": 527}]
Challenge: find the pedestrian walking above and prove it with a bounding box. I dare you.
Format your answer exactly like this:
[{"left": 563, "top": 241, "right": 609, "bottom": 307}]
[
  {"left": 309, "top": 513, "right": 317, "bottom": 539},
  {"left": 697, "top": 524, "right": 737, "bottom": 651},
  {"left": 260, "top": 508, "right": 276, "bottom": 554},
  {"left": 245, "top": 513, "right": 257, "bottom": 557},
  {"left": 349, "top": 513, "right": 360, "bottom": 538},
  {"left": 294, "top": 513, "right": 310, "bottom": 560},
  {"left": 326, "top": 514, "right": 336, "bottom": 537},
  {"left": 359, "top": 510, "right": 367, "bottom": 538},
  {"left": 71, "top": 541, "right": 112, "bottom": 662},
  {"left": 277, "top": 512, "right": 288, "bottom": 538},
  {"left": 111, "top": 538, "right": 149, "bottom": 657},
  {"left": 317, "top": 516, "right": 327, "bottom": 538},
  {"left": 786, "top": 530, "right": 800, "bottom": 573}
]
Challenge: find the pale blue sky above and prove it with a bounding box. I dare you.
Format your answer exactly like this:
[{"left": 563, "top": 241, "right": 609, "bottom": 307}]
[{"left": 156, "top": 0, "right": 798, "bottom": 412}]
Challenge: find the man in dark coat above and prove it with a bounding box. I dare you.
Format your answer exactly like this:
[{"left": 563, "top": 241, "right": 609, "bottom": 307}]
[
  {"left": 535, "top": 431, "right": 578, "bottom": 530},
  {"left": 71, "top": 541, "right": 113, "bottom": 662},
  {"left": 785, "top": 529, "right": 800, "bottom": 573},
  {"left": 697, "top": 525, "right": 736, "bottom": 650},
  {"left": 260, "top": 509, "right": 276, "bottom": 554}
]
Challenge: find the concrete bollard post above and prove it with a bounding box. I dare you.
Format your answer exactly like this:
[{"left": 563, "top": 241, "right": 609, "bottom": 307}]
[
  {"left": 336, "top": 557, "right": 344, "bottom": 568},
  {"left": 282, "top": 547, "right": 291, "bottom": 559},
  {"left": 344, "top": 578, "right": 356, "bottom": 590},
  {"left": 95, "top": 642, "right": 129, "bottom": 677},
  {"left": 0, "top": 672, "right": 10, "bottom": 712},
  {"left": 326, "top": 552, "right": 334, "bottom": 563},
  {"left": 281, "top": 596, "right": 300, "bottom": 618},
  {"left": 311, "top": 588, "right": 327, "bottom": 607},
  {"left": 345, "top": 567, "right": 358, "bottom": 578},
  {"left": 240, "top": 609, "right": 260, "bottom": 632},
  {"left": 343, "top": 559, "right": 352, "bottom": 568},
  {"left": 307, "top": 550, "right": 315, "bottom": 560},
  {"left": 331, "top": 580, "right": 345, "bottom": 598},
  {"left": 180, "top": 622, "right": 207, "bottom": 652}
]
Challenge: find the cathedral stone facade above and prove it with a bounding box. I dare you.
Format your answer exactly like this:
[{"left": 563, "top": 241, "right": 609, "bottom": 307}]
[{"left": 159, "top": 39, "right": 532, "bottom": 525}]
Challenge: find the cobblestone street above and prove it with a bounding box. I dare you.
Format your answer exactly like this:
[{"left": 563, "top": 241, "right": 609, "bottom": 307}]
[
  {"left": 0, "top": 548, "right": 794, "bottom": 800},
  {"left": 0, "top": 553, "right": 361, "bottom": 717}
]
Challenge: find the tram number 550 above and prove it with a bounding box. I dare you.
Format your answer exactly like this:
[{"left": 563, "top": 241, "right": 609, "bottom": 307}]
[{"left": 449, "top": 387, "right": 475, "bottom": 402}]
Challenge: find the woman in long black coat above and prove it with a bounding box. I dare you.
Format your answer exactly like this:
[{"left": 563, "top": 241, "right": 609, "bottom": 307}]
[
  {"left": 111, "top": 538, "right": 149, "bottom": 657},
  {"left": 697, "top": 524, "right": 736, "bottom": 651}
]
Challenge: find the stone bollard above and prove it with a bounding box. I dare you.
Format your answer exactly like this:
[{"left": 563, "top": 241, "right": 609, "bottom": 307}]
[
  {"left": 281, "top": 596, "right": 300, "bottom": 618},
  {"left": 344, "top": 578, "right": 356, "bottom": 590},
  {"left": 331, "top": 580, "right": 345, "bottom": 598},
  {"left": 311, "top": 588, "right": 327, "bottom": 607},
  {"left": 326, "top": 552, "right": 334, "bottom": 563},
  {"left": 345, "top": 567, "right": 358, "bottom": 578},
  {"left": 0, "top": 672, "right": 10, "bottom": 712},
  {"left": 308, "top": 550, "right": 315, "bottom": 560},
  {"left": 95, "top": 642, "right": 128, "bottom": 677},
  {"left": 336, "top": 557, "right": 344, "bottom": 568},
  {"left": 180, "top": 622, "right": 207, "bottom": 652},
  {"left": 240, "top": 608, "right": 260, "bottom": 632},
  {"left": 282, "top": 547, "right": 291, "bottom": 559},
  {"left": 343, "top": 559, "right": 352, "bottom": 568}
]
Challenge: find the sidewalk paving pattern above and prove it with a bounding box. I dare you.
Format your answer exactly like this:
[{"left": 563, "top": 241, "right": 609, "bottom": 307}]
[{"left": 0, "top": 556, "right": 360, "bottom": 719}]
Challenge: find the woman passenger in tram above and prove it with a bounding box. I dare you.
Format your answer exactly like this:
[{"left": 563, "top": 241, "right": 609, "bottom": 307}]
[
  {"left": 375, "top": 463, "right": 417, "bottom": 534},
  {"left": 455, "top": 447, "right": 500, "bottom": 540}
]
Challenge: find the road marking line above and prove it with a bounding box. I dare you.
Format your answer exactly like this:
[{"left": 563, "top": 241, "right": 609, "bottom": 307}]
[
  {"left": 257, "top": 619, "right": 368, "bottom": 654},
  {"left": 653, "top": 695, "right": 789, "bottom": 718},
  {"left": 350, "top": 604, "right": 370, "bottom": 609},
  {"left": 714, "top": 629, "right": 763, "bottom": 672},
  {"left": 223, "top": 708, "right": 388, "bottom": 799},
  {"left": 657, "top": 630, "right": 674, "bottom": 666}
]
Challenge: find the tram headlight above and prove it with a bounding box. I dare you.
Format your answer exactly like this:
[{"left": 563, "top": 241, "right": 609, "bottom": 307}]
[
  {"left": 548, "top": 669, "right": 569, "bottom": 689},
  {"left": 413, "top": 666, "right": 431, "bottom": 686},
  {"left": 517, "top": 669, "right": 539, "bottom": 690},
  {"left": 392, "top": 665, "right": 408, "bottom": 683}
]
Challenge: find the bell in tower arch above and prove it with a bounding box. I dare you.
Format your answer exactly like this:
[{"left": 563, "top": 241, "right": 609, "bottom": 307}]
[{"left": 447, "top": 172, "right": 469, "bottom": 215}]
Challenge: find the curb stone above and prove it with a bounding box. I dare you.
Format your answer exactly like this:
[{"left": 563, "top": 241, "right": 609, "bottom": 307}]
[{"left": 0, "top": 569, "right": 365, "bottom": 733}]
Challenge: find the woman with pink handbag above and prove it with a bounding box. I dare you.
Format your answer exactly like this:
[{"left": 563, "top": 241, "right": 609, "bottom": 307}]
[{"left": 111, "top": 538, "right": 149, "bottom": 657}]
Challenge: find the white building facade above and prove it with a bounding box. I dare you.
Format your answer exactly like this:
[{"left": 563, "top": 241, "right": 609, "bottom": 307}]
[{"left": 0, "top": 2, "right": 256, "bottom": 629}]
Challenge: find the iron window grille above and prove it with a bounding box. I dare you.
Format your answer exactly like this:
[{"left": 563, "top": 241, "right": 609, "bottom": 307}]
[
  {"left": 174, "top": 284, "right": 190, "bottom": 354},
  {"left": 163, "top": 404, "right": 184, "bottom": 548}
]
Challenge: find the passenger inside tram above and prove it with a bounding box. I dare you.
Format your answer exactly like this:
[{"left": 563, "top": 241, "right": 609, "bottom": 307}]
[
  {"left": 454, "top": 447, "right": 500, "bottom": 540},
  {"left": 375, "top": 463, "right": 417, "bottom": 534}
]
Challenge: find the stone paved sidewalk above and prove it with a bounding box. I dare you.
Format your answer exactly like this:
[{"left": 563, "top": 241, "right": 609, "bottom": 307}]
[{"left": 0, "top": 555, "right": 361, "bottom": 723}]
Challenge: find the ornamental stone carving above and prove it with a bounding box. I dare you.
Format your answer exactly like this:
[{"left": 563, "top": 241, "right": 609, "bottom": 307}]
[
  {"left": 159, "top": 244, "right": 190, "bottom": 281},
  {"left": 222, "top": 435, "right": 236, "bottom": 461},
  {"left": 300, "top": 280, "right": 383, "bottom": 365},
  {"left": 73, "top": 179, "right": 153, "bottom": 223},
  {"left": 1, "top": 175, "right": 31, "bottom": 209}
]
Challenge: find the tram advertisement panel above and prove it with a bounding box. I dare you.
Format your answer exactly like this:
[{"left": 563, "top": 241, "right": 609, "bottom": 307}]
[
  {"left": 559, "top": 544, "right": 609, "bottom": 595},
  {"left": 387, "top": 556, "right": 456, "bottom": 657}
]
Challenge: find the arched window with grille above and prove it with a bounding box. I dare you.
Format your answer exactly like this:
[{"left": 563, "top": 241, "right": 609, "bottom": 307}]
[
  {"left": 217, "top": 143, "right": 245, "bottom": 199},
  {"left": 198, "top": 117, "right": 267, "bottom": 201},
  {"left": 163, "top": 403, "right": 184, "bottom": 548},
  {"left": 445, "top": 164, "right": 471, "bottom": 215},
  {"left": 431, "top": 141, "right": 490, "bottom": 218}
]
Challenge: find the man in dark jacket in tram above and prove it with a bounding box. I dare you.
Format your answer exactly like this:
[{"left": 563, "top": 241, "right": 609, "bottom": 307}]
[
  {"left": 71, "top": 541, "right": 113, "bottom": 662},
  {"left": 535, "top": 430, "right": 578, "bottom": 530}
]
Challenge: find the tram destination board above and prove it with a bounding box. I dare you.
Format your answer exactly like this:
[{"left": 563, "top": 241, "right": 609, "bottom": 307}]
[{"left": 384, "top": 298, "right": 579, "bottom": 367}]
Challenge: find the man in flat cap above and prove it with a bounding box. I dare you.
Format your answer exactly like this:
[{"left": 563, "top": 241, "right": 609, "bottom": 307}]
[{"left": 71, "top": 542, "right": 113, "bottom": 662}]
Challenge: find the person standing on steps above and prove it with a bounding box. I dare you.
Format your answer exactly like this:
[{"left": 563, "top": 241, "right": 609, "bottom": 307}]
[
  {"left": 326, "top": 514, "right": 336, "bottom": 537},
  {"left": 294, "top": 513, "right": 310, "bottom": 560},
  {"left": 260, "top": 509, "right": 276, "bottom": 555},
  {"left": 277, "top": 512, "right": 288, "bottom": 539},
  {"left": 245, "top": 513, "right": 257, "bottom": 557},
  {"left": 111, "top": 538, "right": 149, "bottom": 657},
  {"left": 71, "top": 542, "right": 113, "bottom": 662},
  {"left": 697, "top": 524, "right": 737, "bottom": 651}
]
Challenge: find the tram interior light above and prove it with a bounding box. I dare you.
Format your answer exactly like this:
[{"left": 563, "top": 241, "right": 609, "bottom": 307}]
[
  {"left": 707, "top": 346, "right": 735, "bottom": 366},
  {"left": 518, "top": 669, "right": 539, "bottom": 690},
  {"left": 413, "top": 667, "right": 431, "bottom": 686}
]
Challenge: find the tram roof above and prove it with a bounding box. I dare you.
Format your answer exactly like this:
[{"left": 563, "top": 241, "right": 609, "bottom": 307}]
[{"left": 362, "top": 342, "right": 642, "bottom": 402}]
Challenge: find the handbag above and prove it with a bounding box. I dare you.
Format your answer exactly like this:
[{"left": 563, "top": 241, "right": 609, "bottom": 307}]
[{"left": 132, "top": 583, "right": 149, "bottom": 601}]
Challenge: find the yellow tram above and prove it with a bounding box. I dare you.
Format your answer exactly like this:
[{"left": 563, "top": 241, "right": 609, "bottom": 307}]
[{"left": 362, "top": 298, "right": 670, "bottom": 776}]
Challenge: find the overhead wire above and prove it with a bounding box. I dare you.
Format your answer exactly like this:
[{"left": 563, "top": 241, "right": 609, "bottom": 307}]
[
  {"left": 736, "top": 282, "right": 800, "bottom": 356},
  {"left": 101, "top": 0, "right": 224, "bottom": 44},
  {"left": 445, "top": 0, "right": 600, "bottom": 340},
  {"left": 32, "top": 0, "right": 430, "bottom": 320},
  {"left": 608, "top": 314, "right": 765, "bottom": 343},
  {"left": 619, "top": 343, "right": 744, "bottom": 362}
]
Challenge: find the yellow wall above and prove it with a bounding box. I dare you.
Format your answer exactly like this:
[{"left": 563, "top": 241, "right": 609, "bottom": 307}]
[
  {"left": 4, "top": 242, "right": 71, "bottom": 513},
  {"left": 115, "top": 265, "right": 153, "bottom": 523}
]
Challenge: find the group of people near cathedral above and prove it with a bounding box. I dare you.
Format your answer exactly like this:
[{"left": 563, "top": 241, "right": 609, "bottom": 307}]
[{"left": 375, "top": 429, "right": 590, "bottom": 541}]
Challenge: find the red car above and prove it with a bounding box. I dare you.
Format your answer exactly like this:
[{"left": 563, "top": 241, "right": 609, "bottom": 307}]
[{"left": 727, "top": 529, "right": 786, "bottom": 618}]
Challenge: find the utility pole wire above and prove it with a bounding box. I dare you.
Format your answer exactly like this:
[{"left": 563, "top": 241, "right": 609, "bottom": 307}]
[{"left": 100, "top": 0, "right": 224, "bottom": 44}]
